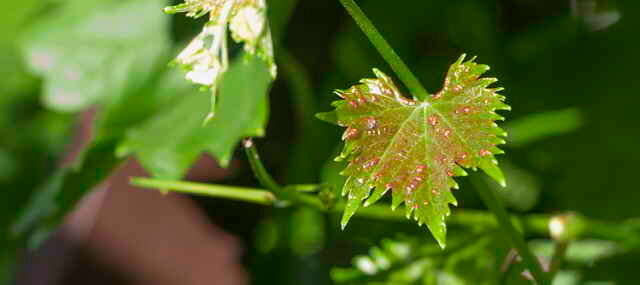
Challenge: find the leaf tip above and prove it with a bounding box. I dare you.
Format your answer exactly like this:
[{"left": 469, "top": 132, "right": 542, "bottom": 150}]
[
  {"left": 340, "top": 220, "right": 348, "bottom": 231},
  {"left": 115, "top": 145, "right": 130, "bottom": 158},
  {"left": 457, "top": 53, "right": 467, "bottom": 63},
  {"left": 371, "top": 68, "right": 386, "bottom": 78},
  {"left": 203, "top": 112, "right": 215, "bottom": 125},
  {"left": 316, "top": 111, "right": 338, "bottom": 125}
]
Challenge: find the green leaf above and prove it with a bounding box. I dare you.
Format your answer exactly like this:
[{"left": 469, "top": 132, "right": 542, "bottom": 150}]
[
  {"left": 530, "top": 239, "right": 622, "bottom": 265},
  {"left": 331, "top": 234, "right": 504, "bottom": 285},
  {"left": 11, "top": 0, "right": 172, "bottom": 242},
  {"left": 485, "top": 160, "right": 540, "bottom": 212},
  {"left": 0, "top": 250, "right": 16, "bottom": 285},
  {"left": 290, "top": 207, "right": 326, "bottom": 257},
  {"left": 320, "top": 55, "right": 510, "bottom": 248},
  {"left": 0, "top": 0, "right": 39, "bottom": 96},
  {"left": 12, "top": 139, "right": 121, "bottom": 239},
  {"left": 118, "top": 54, "right": 272, "bottom": 179},
  {"left": 21, "top": 0, "right": 170, "bottom": 112},
  {"left": 505, "top": 108, "right": 583, "bottom": 147}
]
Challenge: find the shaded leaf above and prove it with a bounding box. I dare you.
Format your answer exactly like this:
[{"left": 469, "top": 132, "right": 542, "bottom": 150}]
[
  {"left": 319, "top": 55, "right": 509, "bottom": 247},
  {"left": 118, "top": 54, "right": 272, "bottom": 179},
  {"left": 290, "top": 207, "right": 325, "bottom": 257},
  {"left": 530, "top": 239, "right": 622, "bottom": 265},
  {"left": 331, "top": 234, "right": 504, "bottom": 285},
  {"left": 21, "top": 0, "right": 170, "bottom": 112},
  {"left": 11, "top": 0, "right": 173, "bottom": 242},
  {"left": 12, "top": 139, "right": 121, "bottom": 239},
  {"left": 505, "top": 108, "right": 583, "bottom": 147},
  {"left": 485, "top": 160, "right": 540, "bottom": 212}
]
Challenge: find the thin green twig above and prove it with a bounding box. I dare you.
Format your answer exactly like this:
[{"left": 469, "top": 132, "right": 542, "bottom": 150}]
[
  {"left": 131, "top": 177, "right": 640, "bottom": 250},
  {"left": 337, "top": 0, "right": 429, "bottom": 100},
  {"left": 471, "top": 177, "right": 549, "bottom": 285},
  {"left": 131, "top": 177, "right": 275, "bottom": 205},
  {"left": 243, "top": 138, "right": 282, "bottom": 193},
  {"left": 548, "top": 240, "right": 569, "bottom": 280},
  {"left": 242, "top": 139, "right": 327, "bottom": 209}
]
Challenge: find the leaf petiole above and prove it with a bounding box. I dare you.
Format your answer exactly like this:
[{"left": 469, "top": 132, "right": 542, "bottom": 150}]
[
  {"left": 337, "top": 0, "right": 429, "bottom": 100},
  {"left": 243, "top": 138, "right": 282, "bottom": 193}
]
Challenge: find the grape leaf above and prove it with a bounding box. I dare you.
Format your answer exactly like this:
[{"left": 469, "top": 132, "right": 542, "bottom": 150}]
[
  {"left": 21, "top": 0, "right": 170, "bottom": 112},
  {"left": 318, "top": 55, "right": 510, "bottom": 248},
  {"left": 117, "top": 54, "right": 272, "bottom": 179}
]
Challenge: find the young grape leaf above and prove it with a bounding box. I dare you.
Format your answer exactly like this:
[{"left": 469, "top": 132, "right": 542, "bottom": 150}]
[{"left": 317, "top": 55, "right": 510, "bottom": 248}]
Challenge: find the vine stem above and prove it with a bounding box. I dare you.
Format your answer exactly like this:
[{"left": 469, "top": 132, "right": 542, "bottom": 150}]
[
  {"left": 337, "top": 0, "right": 429, "bottom": 100},
  {"left": 130, "top": 177, "right": 640, "bottom": 248},
  {"left": 241, "top": 138, "right": 326, "bottom": 209},
  {"left": 242, "top": 138, "right": 282, "bottom": 193},
  {"left": 548, "top": 240, "right": 569, "bottom": 280},
  {"left": 131, "top": 178, "right": 275, "bottom": 205},
  {"left": 471, "top": 178, "right": 549, "bottom": 285}
]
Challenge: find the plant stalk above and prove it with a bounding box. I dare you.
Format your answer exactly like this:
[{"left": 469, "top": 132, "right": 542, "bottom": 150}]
[
  {"left": 131, "top": 178, "right": 275, "bottom": 205},
  {"left": 132, "top": 177, "right": 640, "bottom": 250},
  {"left": 548, "top": 240, "right": 569, "bottom": 280},
  {"left": 243, "top": 138, "right": 282, "bottom": 193},
  {"left": 471, "top": 177, "right": 549, "bottom": 285},
  {"left": 337, "top": 0, "right": 430, "bottom": 100}
]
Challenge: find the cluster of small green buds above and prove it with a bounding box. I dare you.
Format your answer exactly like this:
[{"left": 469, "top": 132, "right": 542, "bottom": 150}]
[{"left": 165, "top": 0, "right": 276, "bottom": 119}]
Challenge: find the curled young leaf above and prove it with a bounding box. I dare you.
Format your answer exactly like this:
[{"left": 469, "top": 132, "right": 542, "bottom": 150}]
[{"left": 318, "top": 55, "right": 510, "bottom": 248}]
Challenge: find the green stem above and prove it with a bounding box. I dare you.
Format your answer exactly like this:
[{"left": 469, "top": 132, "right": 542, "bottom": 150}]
[
  {"left": 131, "top": 177, "right": 276, "bottom": 205},
  {"left": 243, "top": 138, "right": 282, "bottom": 193},
  {"left": 471, "top": 178, "right": 549, "bottom": 285},
  {"left": 131, "top": 177, "right": 640, "bottom": 250},
  {"left": 548, "top": 240, "right": 569, "bottom": 280},
  {"left": 500, "top": 249, "right": 519, "bottom": 284},
  {"left": 337, "top": 0, "right": 430, "bottom": 100}
]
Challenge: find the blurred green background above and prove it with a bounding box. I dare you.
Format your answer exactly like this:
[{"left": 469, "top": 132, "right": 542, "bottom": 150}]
[{"left": 1, "top": 0, "right": 639, "bottom": 284}]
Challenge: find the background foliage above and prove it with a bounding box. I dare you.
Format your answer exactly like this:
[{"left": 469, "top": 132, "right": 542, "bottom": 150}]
[{"left": 2, "top": 0, "right": 640, "bottom": 284}]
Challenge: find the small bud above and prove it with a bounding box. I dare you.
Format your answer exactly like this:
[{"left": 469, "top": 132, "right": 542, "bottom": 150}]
[{"left": 549, "top": 212, "right": 585, "bottom": 241}]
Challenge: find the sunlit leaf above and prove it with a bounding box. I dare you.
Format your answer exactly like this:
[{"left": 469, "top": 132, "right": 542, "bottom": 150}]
[{"left": 318, "top": 55, "right": 509, "bottom": 247}]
